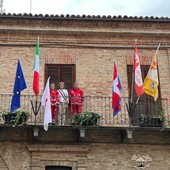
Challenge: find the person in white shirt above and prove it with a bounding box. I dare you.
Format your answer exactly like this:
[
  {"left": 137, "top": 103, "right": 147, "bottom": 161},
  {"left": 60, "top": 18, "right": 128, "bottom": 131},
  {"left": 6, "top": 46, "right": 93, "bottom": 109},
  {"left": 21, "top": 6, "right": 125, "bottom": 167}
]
[{"left": 57, "top": 82, "right": 69, "bottom": 125}]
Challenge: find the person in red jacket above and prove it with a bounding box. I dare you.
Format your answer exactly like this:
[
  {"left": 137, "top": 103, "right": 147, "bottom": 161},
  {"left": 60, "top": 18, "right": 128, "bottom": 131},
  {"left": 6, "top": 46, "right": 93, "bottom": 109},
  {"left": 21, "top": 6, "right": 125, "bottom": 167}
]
[
  {"left": 69, "top": 82, "right": 84, "bottom": 115},
  {"left": 50, "top": 83, "right": 60, "bottom": 124}
]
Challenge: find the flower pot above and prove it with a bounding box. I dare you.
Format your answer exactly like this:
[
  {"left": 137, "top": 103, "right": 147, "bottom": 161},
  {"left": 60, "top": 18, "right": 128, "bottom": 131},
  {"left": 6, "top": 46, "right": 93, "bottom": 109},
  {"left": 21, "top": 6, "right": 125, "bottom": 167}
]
[
  {"left": 3, "top": 113, "right": 15, "bottom": 124},
  {"left": 72, "top": 112, "right": 101, "bottom": 126},
  {"left": 139, "top": 117, "right": 163, "bottom": 127},
  {"left": 17, "top": 116, "right": 27, "bottom": 124}
]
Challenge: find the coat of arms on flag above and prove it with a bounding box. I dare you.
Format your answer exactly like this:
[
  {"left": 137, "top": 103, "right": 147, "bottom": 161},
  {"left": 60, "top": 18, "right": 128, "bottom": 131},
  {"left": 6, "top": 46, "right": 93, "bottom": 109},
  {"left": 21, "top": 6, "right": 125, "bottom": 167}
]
[
  {"left": 133, "top": 43, "right": 144, "bottom": 97},
  {"left": 144, "top": 44, "right": 160, "bottom": 102}
]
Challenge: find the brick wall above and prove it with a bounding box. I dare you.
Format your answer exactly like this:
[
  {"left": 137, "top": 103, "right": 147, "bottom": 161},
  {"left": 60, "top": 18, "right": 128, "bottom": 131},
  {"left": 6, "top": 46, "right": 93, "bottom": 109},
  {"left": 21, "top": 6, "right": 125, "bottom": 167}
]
[
  {"left": 0, "top": 126, "right": 169, "bottom": 170},
  {"left": 1, "top": 46, "right": 169, "bottom": 98},
  {"left": 0, "top": 15, "right": 170, "bottom": 170},
  {"left": 0, "top": 17, "right": 169, "bottom": 99},
  {"left": 0, "top": 16, "right": 169, "bottom": 125},
  {"left": 0, "top": 142, "right": 170, "bottom": 170}
]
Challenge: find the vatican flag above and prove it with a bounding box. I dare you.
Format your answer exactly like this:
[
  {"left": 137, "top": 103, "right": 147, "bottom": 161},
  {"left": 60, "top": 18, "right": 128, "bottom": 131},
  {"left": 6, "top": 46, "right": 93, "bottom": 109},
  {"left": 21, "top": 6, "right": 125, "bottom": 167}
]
[{"left": 144, "top": 44, "right": 160, "bottom": 102}]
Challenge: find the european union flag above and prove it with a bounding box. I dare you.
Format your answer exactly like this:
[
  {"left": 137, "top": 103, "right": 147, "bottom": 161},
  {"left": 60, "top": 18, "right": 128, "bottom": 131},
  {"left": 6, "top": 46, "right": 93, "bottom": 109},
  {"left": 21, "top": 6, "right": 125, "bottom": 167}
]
[{"left": 10, "top": 58, "right": 27, "bottom": 112}]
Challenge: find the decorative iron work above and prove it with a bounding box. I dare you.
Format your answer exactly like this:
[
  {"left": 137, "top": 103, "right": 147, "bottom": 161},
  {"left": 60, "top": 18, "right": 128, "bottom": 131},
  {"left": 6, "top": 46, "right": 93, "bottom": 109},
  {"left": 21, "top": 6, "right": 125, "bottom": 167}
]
[{"left": 0, "top": 94, "right": 168, "bottom": 126}]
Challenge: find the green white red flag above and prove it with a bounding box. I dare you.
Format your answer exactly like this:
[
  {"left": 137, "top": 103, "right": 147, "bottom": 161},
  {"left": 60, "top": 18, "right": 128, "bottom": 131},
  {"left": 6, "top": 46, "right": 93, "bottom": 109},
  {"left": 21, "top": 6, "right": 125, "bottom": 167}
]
[{"left": 33, "top": 40, "right": 39, "bottom": 96}]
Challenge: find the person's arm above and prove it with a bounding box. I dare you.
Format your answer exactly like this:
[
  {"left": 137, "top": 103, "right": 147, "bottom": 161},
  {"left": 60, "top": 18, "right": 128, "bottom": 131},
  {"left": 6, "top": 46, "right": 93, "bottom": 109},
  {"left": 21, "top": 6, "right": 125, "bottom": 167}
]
[
  {"left": 68, "top": 90, "right": 72, "bottom": 100},
  {"left": 66, "top": 90, "right": 69, "bottom": 104},
  {"left": 56, "top": 90, "right": 60, "bottom": 105},
  {"left": 50, "top": 91, "right": 52, "bottom": 102},
  {"left": 81, "top": 90, "right": 84, "bottom": 102}
]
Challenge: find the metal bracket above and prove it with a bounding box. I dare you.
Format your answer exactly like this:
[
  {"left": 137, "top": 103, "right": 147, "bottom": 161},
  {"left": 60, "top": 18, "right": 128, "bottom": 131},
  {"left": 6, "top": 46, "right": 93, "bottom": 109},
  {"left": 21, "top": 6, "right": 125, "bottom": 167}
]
[
  {"left": 126, "top": 128, "right": 134, "bottom": 139},
  {"left": 33, "top": 127, "right": 39, "bottom": 137},
  {"left": 79, "top": 128, "right": 85, "bottom": 138}
]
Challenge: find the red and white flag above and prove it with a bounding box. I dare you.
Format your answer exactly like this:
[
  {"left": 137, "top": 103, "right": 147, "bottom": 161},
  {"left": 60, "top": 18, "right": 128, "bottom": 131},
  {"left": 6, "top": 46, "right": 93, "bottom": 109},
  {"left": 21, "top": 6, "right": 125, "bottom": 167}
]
[
  {"left": 133, "top": 44, "right": 144, "bottom": 97},
  {"left": 41, "top": 77, "right": 52, "bottom": 131},
  {"left": 33, "top": 39, "right": 40, "bottom": 96},
  {"left": 112, "top": 59, "right": 122, "bottom": 116}
]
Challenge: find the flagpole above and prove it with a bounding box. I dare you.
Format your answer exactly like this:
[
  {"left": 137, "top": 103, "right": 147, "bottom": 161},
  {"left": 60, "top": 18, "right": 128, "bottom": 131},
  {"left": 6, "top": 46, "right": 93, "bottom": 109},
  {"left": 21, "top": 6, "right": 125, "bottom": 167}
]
[
  {"left": 129, "top": 39, "right": 137, "bottom": 125},
  {"left": 129, "top": 70, "right": 134, "bottom": 126},
  {"left": 10, "top": 58, "right": 27, "bottom": 113},
  {"left": 36, "top": 36, "right": 41, "bottom": 126},
  {"left": 131, "top": 96, "right": 140, "bottom": 116},
  {"left": 155, "top": 43, "right": 161, "bottom": 55},
  {"left": 112, "top": 51, "right": 123, "bottom": 117},
  {"left": 25, "top": 80, "right": 38, "bottom": 126},
  {"left": 38, "top": 35, "right": 39, "bottom": 44},
  {"left": 130, "top": 74, "right": 135, "bottom": 103},
  {"left": 18, "top": 56, "right": 37, "bottom": 124},
  {"left": 116, "top": 51, "right": 129, "bottom": 115},
  {"left": 30, "top": 0, "right": 32, "bottom": 13},
  {"left": 130, "top": 39, "right": 137, "bottom": 104},
  {"left": 144, "top": 43, "right": 161, "bottom": 102},
  {"left": 32, "top": 36, "right": 41, "bottom": 127},
  {"left": 35, "top": 36, "right": 38, "bottom": 126},
  {"left": 121, "top": 88, "right": 129, "bottom": 112}
]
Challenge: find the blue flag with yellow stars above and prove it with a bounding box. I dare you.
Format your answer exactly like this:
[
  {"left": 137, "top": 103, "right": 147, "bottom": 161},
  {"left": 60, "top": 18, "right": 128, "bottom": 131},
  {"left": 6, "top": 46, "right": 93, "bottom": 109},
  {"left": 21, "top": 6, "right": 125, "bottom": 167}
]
[{"left": 10, "top": 58, "right": 27, "bottom": 112}]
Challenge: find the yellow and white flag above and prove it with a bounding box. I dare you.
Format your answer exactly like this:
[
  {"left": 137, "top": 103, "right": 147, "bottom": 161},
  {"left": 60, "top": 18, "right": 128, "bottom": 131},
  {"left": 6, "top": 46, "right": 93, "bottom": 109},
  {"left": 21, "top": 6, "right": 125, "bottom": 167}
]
[{"left": 144, "top": 44, "right": 160, "bottom": 102}]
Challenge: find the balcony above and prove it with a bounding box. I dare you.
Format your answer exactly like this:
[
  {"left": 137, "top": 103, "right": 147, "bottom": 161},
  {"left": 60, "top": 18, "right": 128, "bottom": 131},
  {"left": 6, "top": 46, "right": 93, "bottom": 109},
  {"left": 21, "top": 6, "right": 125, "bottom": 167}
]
[{"left": 0, "top": 93, "right": 169, "bottom": 128}]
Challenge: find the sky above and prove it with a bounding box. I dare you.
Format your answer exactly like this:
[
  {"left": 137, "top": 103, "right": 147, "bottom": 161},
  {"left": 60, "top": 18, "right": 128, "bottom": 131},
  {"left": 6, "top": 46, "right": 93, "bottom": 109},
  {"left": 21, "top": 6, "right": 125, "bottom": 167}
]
[{"left": 2, "top": 0, "right": 170, "bottom": 17}]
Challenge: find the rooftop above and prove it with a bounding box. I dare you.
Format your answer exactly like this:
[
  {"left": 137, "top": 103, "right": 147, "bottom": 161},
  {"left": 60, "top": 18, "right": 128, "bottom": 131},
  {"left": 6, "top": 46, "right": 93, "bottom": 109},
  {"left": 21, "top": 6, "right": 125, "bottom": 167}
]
[{"left": 0, "top": 13, "right": 170, "bottom": 22}]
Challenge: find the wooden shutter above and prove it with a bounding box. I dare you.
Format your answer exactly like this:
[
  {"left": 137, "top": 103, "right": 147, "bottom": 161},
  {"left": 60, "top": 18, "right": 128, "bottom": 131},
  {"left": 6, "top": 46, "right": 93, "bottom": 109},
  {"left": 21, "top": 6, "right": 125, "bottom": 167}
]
[
  {"left": 45, "top": 65, "right": 59, "bottom": 85},
  {"left": 127, "top": 65, "right": 149, "bottom": 97},
  {"left": 60, "top": 65, "right": 75, "bottom": 91},
  {"left": 126, "top": 65, "right": 161, "bottom": 117},
  {"left": 45, "top": 64, "right": 75, "bottom": 91}
]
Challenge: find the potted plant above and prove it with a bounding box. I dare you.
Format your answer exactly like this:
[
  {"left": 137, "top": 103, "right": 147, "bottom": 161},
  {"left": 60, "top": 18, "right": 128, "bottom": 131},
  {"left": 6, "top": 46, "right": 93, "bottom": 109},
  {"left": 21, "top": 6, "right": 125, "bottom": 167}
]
[
  {"left": 72, "top": 112, "right": 101, "bottom": 126},
  {"left": 139, "top": 110, "right": 165, "bottom": 127},
  {"left": 11, "top": 110, "right": 29, "bottom": 126},
  {"left": 2, "top": 110, "right": 29, "bottom": 126},
  {"left": 2, "top": 111, "right": 15, "bottom": 124}
]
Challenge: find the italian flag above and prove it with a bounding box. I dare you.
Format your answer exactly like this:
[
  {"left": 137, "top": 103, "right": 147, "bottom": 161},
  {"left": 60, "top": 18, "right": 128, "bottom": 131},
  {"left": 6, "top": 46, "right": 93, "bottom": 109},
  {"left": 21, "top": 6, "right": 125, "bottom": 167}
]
[{"left": 33, "top": 40, "right": 40, "bottom": 96}]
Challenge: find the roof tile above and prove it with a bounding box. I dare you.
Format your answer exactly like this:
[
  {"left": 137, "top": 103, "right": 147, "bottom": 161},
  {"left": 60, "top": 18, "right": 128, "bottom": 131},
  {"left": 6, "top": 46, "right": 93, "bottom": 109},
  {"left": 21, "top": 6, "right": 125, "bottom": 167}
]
[{"left": 0, "top": 13, "right": 169, "bottom": 22}]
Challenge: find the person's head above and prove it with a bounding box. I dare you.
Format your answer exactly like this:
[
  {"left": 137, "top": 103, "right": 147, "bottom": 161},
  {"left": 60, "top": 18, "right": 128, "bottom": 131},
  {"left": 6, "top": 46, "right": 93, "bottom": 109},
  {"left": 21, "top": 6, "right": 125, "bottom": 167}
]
[
  {"left": 73, "top": 82, "right": 79, "bottom": 89},
  {"left": 58, "top": 82, "right": 65, "bottom": 89},
  {"left": 50, "top": 83, "right": 55, "bottom": 90}
]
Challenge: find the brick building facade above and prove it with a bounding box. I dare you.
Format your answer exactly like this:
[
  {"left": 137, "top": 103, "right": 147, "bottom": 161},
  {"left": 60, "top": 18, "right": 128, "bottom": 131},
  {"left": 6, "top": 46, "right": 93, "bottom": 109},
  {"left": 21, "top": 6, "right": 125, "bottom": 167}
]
[{"left": 0, "top": 14, "right": 170, "bottom": 169}]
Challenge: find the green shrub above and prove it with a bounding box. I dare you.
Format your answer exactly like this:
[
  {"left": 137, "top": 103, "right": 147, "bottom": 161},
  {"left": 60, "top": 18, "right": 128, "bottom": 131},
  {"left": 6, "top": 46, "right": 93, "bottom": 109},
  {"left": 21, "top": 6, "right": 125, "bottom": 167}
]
[{"left": 72, "top": 112, "right": 101, "bottom": 126}]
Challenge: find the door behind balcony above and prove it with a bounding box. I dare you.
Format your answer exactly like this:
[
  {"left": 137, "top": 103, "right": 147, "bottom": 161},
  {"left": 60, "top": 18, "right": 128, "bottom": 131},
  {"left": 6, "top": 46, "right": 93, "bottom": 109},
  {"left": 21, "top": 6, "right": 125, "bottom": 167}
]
[
  {"left": 45, "top": 166, "right": 72, "bottom": 170},
  {"left": 45, "top": 64, "right": 75, "bottom": 91},
  {"left": 127, "top": 65, "right": 161, "bottom": 125}
]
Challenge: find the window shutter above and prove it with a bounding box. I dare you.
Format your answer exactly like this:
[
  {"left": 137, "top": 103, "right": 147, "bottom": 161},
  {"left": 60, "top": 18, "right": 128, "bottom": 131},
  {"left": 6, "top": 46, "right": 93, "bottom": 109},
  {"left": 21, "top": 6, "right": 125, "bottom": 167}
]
[{"left": 45, "top": 64, "right": 75, "bottom": 91}]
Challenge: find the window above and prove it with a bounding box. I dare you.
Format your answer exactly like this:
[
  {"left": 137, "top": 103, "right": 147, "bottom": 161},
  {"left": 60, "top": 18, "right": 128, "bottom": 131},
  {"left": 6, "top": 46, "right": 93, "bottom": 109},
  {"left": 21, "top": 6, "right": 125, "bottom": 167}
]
[
  {"left": 45, "top": 166, "right": 72, "bottom": 170},
  {"left": 127, "top": 65, "right": 150, "bottom": 97},
  {"left": 127, "top": 65, "right": 161, "bottom": 122},
  {"left": 45, "top": 64, "right": 75, "bottom": 91}
]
